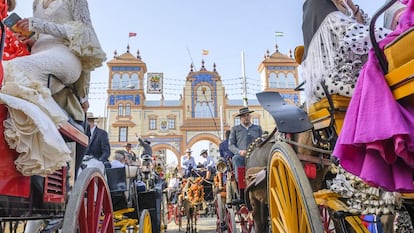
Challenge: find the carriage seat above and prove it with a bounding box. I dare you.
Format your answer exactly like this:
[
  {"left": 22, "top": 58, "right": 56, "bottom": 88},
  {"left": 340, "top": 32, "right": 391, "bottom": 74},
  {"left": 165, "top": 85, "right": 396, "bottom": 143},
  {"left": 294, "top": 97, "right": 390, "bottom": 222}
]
[
  {"left": 256, "top": 91, "right": 313, "bottom": 134},
  {"left": 105, "top": 167, "right": 128, "bottom": 211},
  {"left": 106, "top": 167, "right": 139, "bottom": 231},
  {"left": 308, "top": 95, "right": 351, "bottom": 134},
  {"left": 384, "top": 27, "right": 414, "bottom": 103}
]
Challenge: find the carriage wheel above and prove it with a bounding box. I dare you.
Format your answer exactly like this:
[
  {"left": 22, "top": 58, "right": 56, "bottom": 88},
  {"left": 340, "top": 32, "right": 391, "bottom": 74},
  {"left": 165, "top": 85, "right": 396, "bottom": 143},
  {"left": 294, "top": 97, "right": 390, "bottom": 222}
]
[
  {"left": 62, "top": 167, "right": 114, "bottom": 233},
  {"left": 138, "top": 209, "right": 152, "bottom": 233},
  {"left": 268, "top": 142, "right": 324, "bottom": 233},
  {"left": 320, "top": 205, "right": 338, "bottom": 233},
  {"left": 167, "top": 203, "right": 175, "bottom": 224},
  {"left": 174, "top": 204, "right": 180, "bottom": 226},
  {"left": 226, "top": 208, "right": 238, "bottom": 233},
  {"left": 216, "top": 194, "right": 224, "bottom": 232},
  {"left": 161, "top": 192, "right": 169, "bottom": 229},
  {"left": 174, "top": 204, "right": 182, "bottom": 231}
]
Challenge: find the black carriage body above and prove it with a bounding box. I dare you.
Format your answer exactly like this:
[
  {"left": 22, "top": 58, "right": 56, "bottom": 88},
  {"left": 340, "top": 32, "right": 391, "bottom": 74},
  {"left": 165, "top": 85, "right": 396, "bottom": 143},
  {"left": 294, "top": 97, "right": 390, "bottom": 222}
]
[
  {"left": 107, "top": 165, "right": 165, "bottom": 233},
  {"left": 138, "top": 184, "right": 162, "bottom": 233}
]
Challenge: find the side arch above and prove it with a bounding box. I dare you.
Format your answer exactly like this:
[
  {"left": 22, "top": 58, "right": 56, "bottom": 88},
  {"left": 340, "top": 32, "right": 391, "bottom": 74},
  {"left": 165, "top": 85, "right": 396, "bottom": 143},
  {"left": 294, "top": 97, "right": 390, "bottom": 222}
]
[
  {"left": 186, "top": 133, "right": 221, "bottom": 148},
  {"left": 152, "top": 143, "right": 180, "bottom": 164},
  {"left": 182, "top": 133, "right": 221, "bottom": 171}
]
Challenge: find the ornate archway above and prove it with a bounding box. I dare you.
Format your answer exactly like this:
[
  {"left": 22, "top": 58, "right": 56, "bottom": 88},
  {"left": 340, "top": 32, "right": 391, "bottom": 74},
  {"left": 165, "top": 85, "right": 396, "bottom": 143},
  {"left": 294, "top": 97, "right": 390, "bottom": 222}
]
[{"left": 186, "top": 133, "right": 221, "bottom": 149}]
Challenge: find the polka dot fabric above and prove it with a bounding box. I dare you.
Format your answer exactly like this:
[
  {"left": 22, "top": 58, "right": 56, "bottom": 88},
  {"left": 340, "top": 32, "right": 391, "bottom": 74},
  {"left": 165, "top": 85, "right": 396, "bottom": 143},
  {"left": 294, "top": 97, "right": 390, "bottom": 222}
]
[{"left": 302, "top": 10, "right": 390, "bottom": 106}]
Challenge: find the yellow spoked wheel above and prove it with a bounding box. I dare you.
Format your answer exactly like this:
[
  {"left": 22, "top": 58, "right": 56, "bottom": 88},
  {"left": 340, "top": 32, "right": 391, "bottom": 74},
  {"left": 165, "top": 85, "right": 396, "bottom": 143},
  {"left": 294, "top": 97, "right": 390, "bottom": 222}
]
[
  {"left": 268, "top": 142, "right": 323, "bottom": 233},
  {"left": 139, "top": 209, "right": 152, "bottom": 233}
]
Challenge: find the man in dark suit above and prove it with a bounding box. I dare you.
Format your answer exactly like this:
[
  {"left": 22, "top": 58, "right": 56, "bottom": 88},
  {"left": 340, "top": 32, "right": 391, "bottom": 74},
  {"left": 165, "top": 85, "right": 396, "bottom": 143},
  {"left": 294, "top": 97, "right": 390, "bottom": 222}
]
[{"left": 85, "top": 112, "right": 110, "bottom": 166}]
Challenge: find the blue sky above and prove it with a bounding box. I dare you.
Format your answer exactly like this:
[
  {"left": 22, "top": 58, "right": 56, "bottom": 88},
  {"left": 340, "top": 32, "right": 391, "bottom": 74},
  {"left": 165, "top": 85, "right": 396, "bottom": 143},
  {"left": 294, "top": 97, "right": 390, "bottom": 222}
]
[{"left": 14, "top": 1, "right": 385, "bottom": 117}]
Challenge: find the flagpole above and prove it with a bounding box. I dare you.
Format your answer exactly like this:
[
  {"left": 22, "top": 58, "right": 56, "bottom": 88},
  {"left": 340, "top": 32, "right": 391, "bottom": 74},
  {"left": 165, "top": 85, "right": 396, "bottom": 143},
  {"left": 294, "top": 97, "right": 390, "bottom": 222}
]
[
  {"left": 128, "top": 32, "right": 137, "bottom": 49},
  {"left": 275, "top": 31, "right": 284, "bottom": 47},
  {"left": 241, "top": 50, "right": 248, "bottom": 107},
  {"left": 275, "top": 33, "right": 278, "bottom": 46}
]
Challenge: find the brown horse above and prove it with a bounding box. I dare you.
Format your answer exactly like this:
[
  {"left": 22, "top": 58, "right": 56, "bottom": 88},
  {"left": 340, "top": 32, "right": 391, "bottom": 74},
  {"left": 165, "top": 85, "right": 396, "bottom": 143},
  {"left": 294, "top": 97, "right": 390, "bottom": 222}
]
[
  {"left": 244, "top": 129, "right": 331, "bottom": 233},
  {"left": 178, "top": 177, "right": 204, "bottom": 233}
]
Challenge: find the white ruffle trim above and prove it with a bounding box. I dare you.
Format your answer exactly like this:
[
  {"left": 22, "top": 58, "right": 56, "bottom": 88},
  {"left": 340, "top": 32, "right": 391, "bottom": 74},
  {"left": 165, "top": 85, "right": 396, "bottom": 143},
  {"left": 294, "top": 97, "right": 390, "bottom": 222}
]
[
  {"left": 0, "top": 93, "right": 71, "bottom": 176},
  {"left": 64, "top": 21, "right": 106, "bottom": 71}
]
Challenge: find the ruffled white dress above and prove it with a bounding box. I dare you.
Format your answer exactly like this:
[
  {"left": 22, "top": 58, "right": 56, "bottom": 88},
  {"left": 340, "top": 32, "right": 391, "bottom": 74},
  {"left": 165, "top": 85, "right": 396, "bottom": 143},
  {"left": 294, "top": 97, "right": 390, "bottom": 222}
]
[
  {"left": 301, "top": 11, "right": 389, "bottom": 107},
  {"left": 0, "top": 0, "right": 106, "bottom": 176}
]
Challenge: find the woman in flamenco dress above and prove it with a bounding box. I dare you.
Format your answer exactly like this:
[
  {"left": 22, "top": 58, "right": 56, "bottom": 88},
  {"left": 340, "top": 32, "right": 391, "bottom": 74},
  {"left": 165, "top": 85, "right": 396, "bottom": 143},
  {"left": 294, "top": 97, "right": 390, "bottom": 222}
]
[{"left": 0, "top": 0, "right": 105, "bottom": 177}]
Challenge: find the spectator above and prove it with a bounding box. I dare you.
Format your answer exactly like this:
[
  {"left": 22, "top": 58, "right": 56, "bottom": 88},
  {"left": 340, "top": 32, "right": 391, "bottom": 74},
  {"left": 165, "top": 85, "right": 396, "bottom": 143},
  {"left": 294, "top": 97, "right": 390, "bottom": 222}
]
[
  {"left": 200, "top": 149, "right": 215, "bottom": 180},
  {"left": 229, "top": 107, "right": 263, "bottom": 181},
  {"left": 85, "top": 112, "right": 111, "bottom": 167},
  {"left": 111, "top": 150, "right": 126, "bottom": 168},
  {"left": 123, "top": 143, "right": 138, "bottom": 165},
  {"left": 136, "top": 134, "right": 152, "bottom": 157},
  {"left": 181, "top": 148, "right": 196, "bottom": 178},
  {"left": 167, "top": 173, "right": 179, "bottom": 202}
]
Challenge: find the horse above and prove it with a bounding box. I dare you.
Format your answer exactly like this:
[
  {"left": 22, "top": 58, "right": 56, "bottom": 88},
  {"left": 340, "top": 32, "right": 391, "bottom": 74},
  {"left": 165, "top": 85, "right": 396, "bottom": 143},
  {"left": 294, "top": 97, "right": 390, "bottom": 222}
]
[
  {"left": 178, "top": 176, "right": 204, "bottom": 233},
  {"left": 244, "top": 128, "right": 329, "bottom": 233}
]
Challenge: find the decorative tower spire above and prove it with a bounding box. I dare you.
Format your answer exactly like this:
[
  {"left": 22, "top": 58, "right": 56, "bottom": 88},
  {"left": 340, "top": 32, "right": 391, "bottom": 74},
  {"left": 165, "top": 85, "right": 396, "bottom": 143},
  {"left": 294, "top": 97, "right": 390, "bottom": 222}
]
[
  {"left": 137, "top": 50, "right": 141, "bottom": 59},
  {"left": 266, "top": 49, "right": 270, "bottom": 58},
  {"left": 200, "top": 59, "right": 206, "bottom": 71},
  {"left": 126, "top": 45, "right": 130, "bottom": 53},
  {"left": 113, "top": 50, "right": 118, "bottom": 58},
  {"left": 190, "top": 63, "right": 194, "bottom": 72},
  {"left": 275, "top": 44, "right": 279, "bottom": 52},
  {"left": 213, "top": 63, "right": 216, "bottom": 72},
  {"left": 289, "top": 49, "right": 292, "bottom": 58}
]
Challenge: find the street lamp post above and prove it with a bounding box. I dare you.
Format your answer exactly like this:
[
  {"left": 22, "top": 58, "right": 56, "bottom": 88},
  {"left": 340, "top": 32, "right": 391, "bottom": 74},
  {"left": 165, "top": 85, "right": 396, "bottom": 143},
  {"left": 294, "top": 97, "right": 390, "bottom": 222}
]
[{"left": 104, "top": 96, "right": 110, "bottom": 133}]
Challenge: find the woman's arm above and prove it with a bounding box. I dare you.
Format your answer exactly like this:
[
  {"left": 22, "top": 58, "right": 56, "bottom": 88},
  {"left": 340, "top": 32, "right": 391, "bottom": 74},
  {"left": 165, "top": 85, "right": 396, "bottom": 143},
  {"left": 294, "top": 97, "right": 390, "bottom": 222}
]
[
  {"left": 18, "top": 0, "right": 93, "bottom": 40},
  {"left": 331, "top": 0, "right": 364, "bottom": 23}
]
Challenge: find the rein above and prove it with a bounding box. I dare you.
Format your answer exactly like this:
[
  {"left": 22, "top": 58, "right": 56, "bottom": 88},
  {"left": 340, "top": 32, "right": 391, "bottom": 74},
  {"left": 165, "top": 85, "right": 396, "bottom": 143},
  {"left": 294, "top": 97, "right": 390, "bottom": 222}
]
[
  {"left": 279, "top": 136, "right": 332, "bottom": 154},
  {"left": 246, "top": 127, "right": 332, "bottom": 160},
  {"left": 189, "top": 170, "right": 214, "bottom": 185}
]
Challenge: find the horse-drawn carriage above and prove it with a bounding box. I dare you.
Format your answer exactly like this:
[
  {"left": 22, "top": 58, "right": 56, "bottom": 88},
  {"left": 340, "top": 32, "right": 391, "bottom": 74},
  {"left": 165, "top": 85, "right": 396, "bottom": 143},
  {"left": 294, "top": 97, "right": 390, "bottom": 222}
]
[
  {"left": 216, "top": 0, "right": 414, "bottom": 232},
  {"left": 0, "top": 109, "right": 154, "bottom": 231},
  {"left": 168, "top": 165, "right": 216, "bottom": 233},
  {"left": 0, "top": 129, "right": 160, "bottom": 233},
  {"left": 213, "top": 151, "right": 255, "bottom": 233},
  {"left": 0, "top": 17, "right": 158, "bottom": 232}
]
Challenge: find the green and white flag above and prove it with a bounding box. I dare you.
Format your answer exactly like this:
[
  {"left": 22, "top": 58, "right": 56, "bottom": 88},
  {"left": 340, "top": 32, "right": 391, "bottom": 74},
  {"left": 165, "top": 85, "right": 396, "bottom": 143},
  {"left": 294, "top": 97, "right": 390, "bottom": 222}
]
[{"left": 275, "top": 31, "right": 284, "bottom": 37}]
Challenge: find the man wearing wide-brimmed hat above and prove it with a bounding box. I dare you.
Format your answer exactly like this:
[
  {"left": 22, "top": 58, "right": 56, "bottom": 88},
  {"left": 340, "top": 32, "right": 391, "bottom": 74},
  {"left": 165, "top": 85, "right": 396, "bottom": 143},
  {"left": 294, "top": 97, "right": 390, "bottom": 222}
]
[
  {"left": 181, "top": 148, "right": 196, "bottom": 178},
  {"left": 85, "top": 112, "right": 110, "bottom": 167},
  {"left": 123, "top": 143, "right": 138, "bottom": 165},
  {"left": 229, "top": 107, "right": 262, "bottom": 185},
  {"left": 200, "top": 149, "right": 215, "bottom": 180}
]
